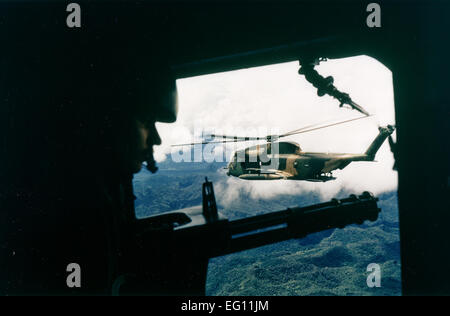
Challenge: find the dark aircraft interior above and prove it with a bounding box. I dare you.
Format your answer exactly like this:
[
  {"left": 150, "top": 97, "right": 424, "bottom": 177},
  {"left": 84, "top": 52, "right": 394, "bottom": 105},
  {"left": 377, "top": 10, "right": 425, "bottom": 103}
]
[{"left": 1, "top": 1, "right": 449, "bottom": 296}]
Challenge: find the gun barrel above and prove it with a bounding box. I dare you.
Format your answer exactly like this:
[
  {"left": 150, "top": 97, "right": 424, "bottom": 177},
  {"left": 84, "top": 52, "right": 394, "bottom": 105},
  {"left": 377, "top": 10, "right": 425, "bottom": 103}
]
[{"left": 212, "top": 192, "right": 380, "bottom": 257}]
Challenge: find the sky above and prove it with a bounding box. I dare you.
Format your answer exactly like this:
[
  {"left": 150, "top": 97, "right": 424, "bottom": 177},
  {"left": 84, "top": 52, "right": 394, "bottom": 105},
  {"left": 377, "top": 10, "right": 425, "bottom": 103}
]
[{"left": 150, "top": 55, "right": 397, "bottom": 204}]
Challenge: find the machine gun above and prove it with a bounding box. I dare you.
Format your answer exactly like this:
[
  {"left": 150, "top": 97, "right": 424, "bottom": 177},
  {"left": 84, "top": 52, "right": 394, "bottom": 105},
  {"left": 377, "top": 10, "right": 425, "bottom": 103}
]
[
  {"left": 129, "top": 178, "right": 381, "bottom": 295},
  {"left": 298, "top": 57, "right": 371, "bottom": 116}
]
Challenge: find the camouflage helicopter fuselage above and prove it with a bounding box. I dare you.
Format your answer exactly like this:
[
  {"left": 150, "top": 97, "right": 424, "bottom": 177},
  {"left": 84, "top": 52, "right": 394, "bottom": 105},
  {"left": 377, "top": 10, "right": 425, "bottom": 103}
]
[{"left": 226, "top": 126, "right": 395, "bottom": 182}]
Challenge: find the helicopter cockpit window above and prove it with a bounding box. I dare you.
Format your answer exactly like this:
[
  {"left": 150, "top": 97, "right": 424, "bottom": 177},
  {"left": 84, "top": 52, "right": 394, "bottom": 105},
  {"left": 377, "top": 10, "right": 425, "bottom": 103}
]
[
  {"left": 278, "top": 142, "right": 300, "bottom": 154},
  {"left": 133, "top": 55, "right": 400, "bottom": 295}
]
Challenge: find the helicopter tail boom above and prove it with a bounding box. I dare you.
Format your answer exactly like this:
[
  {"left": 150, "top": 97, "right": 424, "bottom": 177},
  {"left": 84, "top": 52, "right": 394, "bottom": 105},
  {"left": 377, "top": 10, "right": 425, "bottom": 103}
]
[{"left": 364, "top": 125, "right": 396, "bottom": 160}]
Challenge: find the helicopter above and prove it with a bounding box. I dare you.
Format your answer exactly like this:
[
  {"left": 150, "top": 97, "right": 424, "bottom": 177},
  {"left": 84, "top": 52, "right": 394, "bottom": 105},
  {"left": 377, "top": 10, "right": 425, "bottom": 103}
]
[{"left": 174, "top": 116, "right": 395, "bottom": 182}]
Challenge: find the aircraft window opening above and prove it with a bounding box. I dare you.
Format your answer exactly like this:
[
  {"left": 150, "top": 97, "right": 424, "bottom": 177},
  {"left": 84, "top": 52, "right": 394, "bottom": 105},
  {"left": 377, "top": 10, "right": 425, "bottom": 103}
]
[
  {"left": 261, "top": 160, "right": 272, "bottom": 166},
  {"left": 133, "top": 55, "right": 399, "bottom": 296},
  {"left": 278, "top": 158, "right": 287, "bottom": 170}
]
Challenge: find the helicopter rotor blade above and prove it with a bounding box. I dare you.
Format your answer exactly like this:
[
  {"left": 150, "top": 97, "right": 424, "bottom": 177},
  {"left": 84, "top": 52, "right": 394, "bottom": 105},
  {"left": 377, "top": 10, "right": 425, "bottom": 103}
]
[
  {"left": 171, "top": 138, "right": 253, "bottom": 147},
  {"left": 171, "top": 115, "right": 372, "bottom": 147},
  {"left": 209, "top": 135, "right": 265, "bottom": 141},
  {"left": 279, "top": 115, "right": 371, "bottom": 138},
  {"left": 208, "top": 116, "right": 371, "bottom": 142}
]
